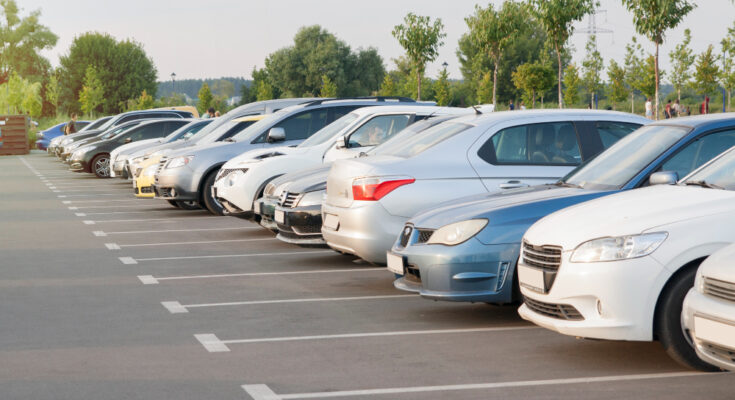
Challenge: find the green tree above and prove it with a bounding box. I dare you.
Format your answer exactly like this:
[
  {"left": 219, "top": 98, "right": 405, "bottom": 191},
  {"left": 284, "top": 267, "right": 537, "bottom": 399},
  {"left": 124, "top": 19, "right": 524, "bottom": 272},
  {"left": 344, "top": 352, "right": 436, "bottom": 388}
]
[
  {"left": 210, "top": 79, "right": 235, "bottom": 99},
  {"left": 197, "top": 83, "right": 213, "bottom": 114},
  {"left": 607, "top": 59, "right": 627, "bottom": 110},
  {"left": 465, "top": 1, "right": 526, "bottom": 106},
  {"left": 21, "top": 80, "right": 42, "bottom": 117},
  {"left": 512, "top": 61, "right": 555, "bottom": 108},
  {"left": 392, "top": 13, "right": 446, "bottom": 100},
  {"left": 622, "top": 0, "right": 696, "bottom": 119},
  {"left": 78, "top": 65, "right": 104, "bottom": 116},
  {"left": 320, "top": 74, "right": 337, "bottom": 97},
  {"left": 45, "top": 74, "right": 60, "bottom": 114},
  {"left": 669, "top": 28, "right": 695, "bottom": 103},
  {"left": 692, "top": 45, "right": 721, "bottom": 100},
  {"left": 378, "top": 75, "right": 398, "bottom": 96},
  {"left": 433, "top": 66, "right": 451, "bottom": 106},
  {"left": 256, "top": 80, "right": 274, "bottom": 101},
  {"left": 476, "top": 71, "right": 493, "bottom": 104},
  {"left": 563, "top": 64, "right": 581, "bottom": 106},
  {"left": 582, "top": 35, "right": 603, "bottom": 108},
  {"left": 721, "top": 22, "right": 735, "bottom": 111},
  {"left": 528, "top": 0, "right": 596, "bottom": 108},
  {"left": 137, "top": 90, "right": 154, "bottom": 110},
  {"left": 0, "top": 0, "right": 57, "bottom": 83},
  {"left": 624, "top": 37, "right": 645, "bottom": 112}
]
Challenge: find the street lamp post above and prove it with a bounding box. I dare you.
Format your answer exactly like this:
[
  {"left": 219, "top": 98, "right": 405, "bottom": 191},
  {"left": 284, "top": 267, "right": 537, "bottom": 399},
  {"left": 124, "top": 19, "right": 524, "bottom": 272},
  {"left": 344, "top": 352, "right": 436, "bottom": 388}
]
[{"left": 170, "top": 72, "right": 176, "bottom": 96}]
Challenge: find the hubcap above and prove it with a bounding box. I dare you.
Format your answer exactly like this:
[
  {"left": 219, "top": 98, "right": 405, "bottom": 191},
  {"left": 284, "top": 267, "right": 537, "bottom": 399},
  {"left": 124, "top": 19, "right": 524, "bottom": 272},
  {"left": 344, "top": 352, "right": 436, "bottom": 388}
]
[{"left": 95, "top": 157, "right": 110, "bottom": 177}]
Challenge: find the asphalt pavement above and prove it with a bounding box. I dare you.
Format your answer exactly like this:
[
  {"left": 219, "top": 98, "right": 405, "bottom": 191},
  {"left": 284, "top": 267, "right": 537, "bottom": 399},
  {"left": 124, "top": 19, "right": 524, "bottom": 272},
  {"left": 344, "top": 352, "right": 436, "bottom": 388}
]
[{"left": 1, "top": 152, "right": 733, "bottom": 400}]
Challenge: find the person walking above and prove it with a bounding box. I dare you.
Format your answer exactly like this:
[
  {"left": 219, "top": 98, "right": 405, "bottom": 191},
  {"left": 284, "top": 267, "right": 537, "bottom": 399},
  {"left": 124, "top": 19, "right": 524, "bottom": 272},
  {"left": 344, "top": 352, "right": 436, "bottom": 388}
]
[
  {"left": 665, "top": 100, "right": 672, "bottom": 119},
  {"left": 700, "top": 96, "right": 710, "bottom": 114},
  {"left": 64, "top": 113, "right": 78, "bottom": 135},
  {"left": 672, "top": 99, "right": 681, "bottom": 117},
  {"left": 519, "top": 101, "right": 526, "bottom": 110},
  {"left": 509, "top": 100, "right": 515, "bottom": 111},
  {"left": 645, "top": 98, "right": 653, "bottom": 119}
]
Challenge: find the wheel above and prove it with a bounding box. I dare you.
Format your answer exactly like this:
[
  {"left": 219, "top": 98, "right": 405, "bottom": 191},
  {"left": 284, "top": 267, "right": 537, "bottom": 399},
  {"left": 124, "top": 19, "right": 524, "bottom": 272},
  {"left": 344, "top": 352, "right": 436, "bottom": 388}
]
[
  {"left": 201, "top": 171, "right": 225, "bottom": 216},
  {"left": 167, "top": 200, "right": 180, "bottom": 208},
  {"left": 656, "top": 266, "right": 720, "bottom": 372},
  {"left": 176, "top": 200, "right": 200, "bottom": 210},
  {"left": 91, "top": 154, "right": 111, "bottom": 178}
]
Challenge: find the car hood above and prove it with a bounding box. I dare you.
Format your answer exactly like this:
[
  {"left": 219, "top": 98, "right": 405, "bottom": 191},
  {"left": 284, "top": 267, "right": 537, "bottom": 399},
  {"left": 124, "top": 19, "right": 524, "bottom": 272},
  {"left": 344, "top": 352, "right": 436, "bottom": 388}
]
[
  {"left": 269, "top": 165, "right": 331, "bottom": 192},
  {"left": 113, "top": 139, "right": 161, "bottom": 158},
  {"left": 698, "top": 243, "right": 735, "bottom": 283},
  {"left": 167, "top": 141, "right": 259, "bottom": 170},
  {"left": 524, "top": 185, "right": 735, "bottom": 250},
  {"left": 222, "top": 145, "right": 301, "bottom": 168}
]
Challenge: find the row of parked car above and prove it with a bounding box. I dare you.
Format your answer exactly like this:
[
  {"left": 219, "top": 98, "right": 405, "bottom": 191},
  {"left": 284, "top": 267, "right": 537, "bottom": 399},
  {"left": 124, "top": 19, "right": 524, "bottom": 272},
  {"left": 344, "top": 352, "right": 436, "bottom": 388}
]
[{"left": 48, "top": 98, "right": 735, "bottom": 372}]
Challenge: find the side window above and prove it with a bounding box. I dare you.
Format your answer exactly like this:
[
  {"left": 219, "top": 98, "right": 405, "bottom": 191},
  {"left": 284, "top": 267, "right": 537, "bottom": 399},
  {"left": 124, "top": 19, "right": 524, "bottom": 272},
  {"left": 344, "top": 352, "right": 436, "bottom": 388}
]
[
  {"left": 596, "top": 121, "right": 641, "bottom": 148},
  {"left": 331, "top": 106, "right": 358, "bottom": 121},
  {"left": 118, "top": 114, "right": 144, "bottom": 124},
  {"left": 479, "top": 122, "right": 581, "bottom": 165},
  {"left": 348, "top": 114, "right": 412, "bottom": 147},
  {"left": 127, "top": 125, "right": 156, "bottom": 141},
  {"left": 659, "top": 130, "right": 735, "bottom": 178},
  {"left": 274, "top": 109, "right": 329, "bottom": 140},
  {"left": 164, "top": 121, "right": 188, "bottom": 135}
]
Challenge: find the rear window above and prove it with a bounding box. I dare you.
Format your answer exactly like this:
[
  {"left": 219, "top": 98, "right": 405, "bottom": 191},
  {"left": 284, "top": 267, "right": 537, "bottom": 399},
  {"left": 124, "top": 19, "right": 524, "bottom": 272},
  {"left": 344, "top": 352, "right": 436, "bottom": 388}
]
[{"left": 377, "top": 122, "right": 472, "bottom": 158}]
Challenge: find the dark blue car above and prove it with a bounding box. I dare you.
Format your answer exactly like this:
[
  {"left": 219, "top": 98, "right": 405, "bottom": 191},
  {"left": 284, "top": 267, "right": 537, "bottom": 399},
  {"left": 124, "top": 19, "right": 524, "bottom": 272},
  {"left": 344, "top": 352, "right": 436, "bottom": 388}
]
[
  {"left": 35, "top": 120, "right": 92, "bottom": 150},
  {"left": 390, "top": 113, "right": 735, "bottom": 304}
]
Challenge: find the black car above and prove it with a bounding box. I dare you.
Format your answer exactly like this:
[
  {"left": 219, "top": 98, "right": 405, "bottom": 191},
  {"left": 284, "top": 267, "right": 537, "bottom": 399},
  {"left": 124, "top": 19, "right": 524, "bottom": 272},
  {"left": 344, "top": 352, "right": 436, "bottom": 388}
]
[{"left": 69, "top": 119, "right": 191, "bottom": 178}]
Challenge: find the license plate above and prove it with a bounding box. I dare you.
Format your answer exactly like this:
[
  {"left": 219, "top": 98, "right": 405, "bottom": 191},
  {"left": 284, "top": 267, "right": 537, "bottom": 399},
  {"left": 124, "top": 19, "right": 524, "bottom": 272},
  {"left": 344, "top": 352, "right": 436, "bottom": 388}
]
[
  {"left": 694, "top": 316, "right": 735, "bottom": 349},
  {"left": 323, "top": 213, "right": 339, "bottom": 230},
  {"left": 518, "top": 265, "right": 545, "bottom": 293},
  {"left": 274, "top": 209, "right": 285, "bottom": 224},
  {"left": 386, "top": 252, "right": 405, "bottom": 275},
  {"left": 253, "top": 201, "right": 261, "bottom": 214}
]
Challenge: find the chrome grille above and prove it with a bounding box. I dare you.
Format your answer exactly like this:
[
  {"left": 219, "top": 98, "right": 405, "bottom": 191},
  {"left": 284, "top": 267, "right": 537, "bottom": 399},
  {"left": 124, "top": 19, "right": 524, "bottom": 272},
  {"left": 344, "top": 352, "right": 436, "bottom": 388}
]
[
  {"left": 154, "top": 158, "right": 167, "bottom": 184},
  {"left": 703, "top": 277, "right": 735, "bottom": 303},
  {"left": 279, "top": 192, "right": 302, "bottom": 208},
  {"left": 216, "top": 168, "right": 248, "bottom": 183},
  {"left": 522, "top": 241, "right": 562, "bottom": 272},
  {"left": 399, "top": 225, "right": 413, "bottom": 248},
  {"left": 524, "top": 297, "right": 584, "bottom": 321},
  {"left": 700, "top": 340, "right": 735, "bottom": 364},
  {"left": 416, "top": 229, "right": 434, "bottom": 244}
]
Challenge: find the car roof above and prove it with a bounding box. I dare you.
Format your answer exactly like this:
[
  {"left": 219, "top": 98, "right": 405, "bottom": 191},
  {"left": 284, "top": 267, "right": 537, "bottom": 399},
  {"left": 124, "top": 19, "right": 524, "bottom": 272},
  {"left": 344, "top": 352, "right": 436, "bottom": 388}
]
[
  {"left": 233, "top": 115, "right": 267, "bottom": 122},
  {"left": 135, "top": 118, "right": 196, "bottom": 125},
  {"left": 275, "top": 97, "right": 419, "bottom": 115},
  {"left": 647, "top": 112, "right": 735, "bottom": 129},
  {"left": 348, "top": 105, "right": 469, "bottom": 116},
  {"left": 449, "top": 108, "right": 649, "bottom": 127}
]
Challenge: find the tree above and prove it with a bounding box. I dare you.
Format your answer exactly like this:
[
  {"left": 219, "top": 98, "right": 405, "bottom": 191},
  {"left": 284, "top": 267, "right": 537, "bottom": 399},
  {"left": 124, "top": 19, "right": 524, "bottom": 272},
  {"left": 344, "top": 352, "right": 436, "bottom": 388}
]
[
  {"left": 378, "top": 75, "right": 398, "bottom": 96},
  {"left": 197, "top": 83, "right": 213, "bottom": 114},
  {"left": 607, "top": 59, "right": 627, "bottom": 110},
  {"left": 669, "top": 28, "right": 695, "bottom": 103},
  {"left": 512, "top": 61, "right": 554, "bottom": 108},
  {"left": 476, "top": 72, "right": 493, "bottom": 104},
  {"left": 692, "top": 45, "right": 720, "bottom": 100},
  {"left": 320, "top": 74, "right": 337, "bottom": 97},
  {"left": 563, "top": 64, "right": 581, "bottom": 106},
  {"left": 624, "top": 37, "right": 645, "bottom": 113},
  {"left": 581, "top": 35, "right": 603, "bottom": 108},
  {"left": 78, "top": 65, "right": 104, "bottom": 116},
  {"left": 256, "top": 80, "right": 274, "bottom": 101},
  {"left": 622, "top": 0, "right": 696, "bottom": 119},
  {"left": 0, "top": 0, "right": 58, "bottom": 83},
  {"left": 433, "top": 66, "right": 451, "bottom": 106},
  {"left": 210, "top": 79, "right": 235, "bottom": 99},
  {"left": 21, "top": 80, "right": 42, "bottom": 117},
  {"left": 45, "top": 74, "right": 60, "bottom": 114},
  {"left": 137, "top": 90, "right": 154, "bottom": 110},
  {"left": 465, "top": 2, "right": 526, "bottom": 106},
  {"left": 721, "top": 23, "right": 735, "bottom": 111},
  {"left": 528, "top": 0, "right": 596, "bottom": 108},
  {"left": 392, "top": 13, "right": 446, "bottom": 100}
]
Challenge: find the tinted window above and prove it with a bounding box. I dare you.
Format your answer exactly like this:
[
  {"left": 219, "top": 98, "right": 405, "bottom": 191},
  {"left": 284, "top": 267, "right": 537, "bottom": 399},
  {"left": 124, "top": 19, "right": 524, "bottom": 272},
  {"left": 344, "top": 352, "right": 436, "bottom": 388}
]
[
  {"left": 684, "top": 146, "right": 735, "bottom": 190},
  {"left": 274, "top": 109, "right": 329, "bottom": 140},
  {"left": 219, "top": 121, "right": 257, "bottom": 140},
  {"left": 348, "top": 114, "right": 411, "bottom": 147},
  {"left": 660, "top": 130, "right": 735, "bottom": 179},
  {"left": 596, "top": 121, "right": 641, "bottom": 148},
  {"left": 126, "top": 124, "right": 162, "bottom": 141},
  {"left": 378, "top": 122, "right": 473, "bottom": 158},
  {"left": 480, "top": 122, "right": 581, "bottom": 165}
]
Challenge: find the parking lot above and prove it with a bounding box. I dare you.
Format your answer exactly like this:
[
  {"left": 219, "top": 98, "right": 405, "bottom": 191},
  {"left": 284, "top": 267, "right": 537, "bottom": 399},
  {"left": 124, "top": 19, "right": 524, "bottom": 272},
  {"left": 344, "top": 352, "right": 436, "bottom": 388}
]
[{"left": 1, "top": 151, "right": 733, "bottom": 399}]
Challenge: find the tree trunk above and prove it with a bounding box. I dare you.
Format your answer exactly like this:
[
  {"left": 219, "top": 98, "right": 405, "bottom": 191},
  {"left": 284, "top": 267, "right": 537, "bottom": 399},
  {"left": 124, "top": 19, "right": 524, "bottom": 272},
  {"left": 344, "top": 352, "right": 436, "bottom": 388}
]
[
  {"left": 654, "top": 42, "right": 660, "bottom": 120},
  {"left": 631, "top": 93, "right": 634, "bottom": 114},
  {"left": 556, "top": 44, "right": 563, "bottom": 108},
  {"left": 677, "top": 88, "right": 681, "bottom": 104},
  {"left": 532, "top": 89, "right": 536, "bottom": 108},
  {"left": 492, "top": 57, "right": 499, "bottom": 107},
  {"left": 729, "top": 90, "right": 732, "bottom": 111},
  {"left": 416, "top": 69, "right": 422, "bottom": 101}
]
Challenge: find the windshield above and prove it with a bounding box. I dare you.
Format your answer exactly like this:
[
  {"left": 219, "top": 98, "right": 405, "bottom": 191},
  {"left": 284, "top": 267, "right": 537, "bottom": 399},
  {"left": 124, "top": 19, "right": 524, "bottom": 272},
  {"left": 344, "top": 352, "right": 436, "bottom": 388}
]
[
  {"left": 81, "top": 117, "right": 107, "bottom": 132},
  {"left": 299, "top": 112, "right": 359, "bottom": 147},
  {"left": 101, "top": 124, "right": 138, "bottom": 140},
  {"left": 231, "top": 110, "right": 289, "bottom": 142},
  {"left": 564, "top": 125, "right": 690, "bottom": 190},
  {"left": 370, "top": 116, "right": 458, "bottom": 155},
  {"left": 164, "top": 120, "right": 211, "bottom": 143},
  {"left": 376, "top": 121, "right": 473, "bottom": 158},
  {"left": 683, "top": 148, "right": 735, "bottom": 190}
]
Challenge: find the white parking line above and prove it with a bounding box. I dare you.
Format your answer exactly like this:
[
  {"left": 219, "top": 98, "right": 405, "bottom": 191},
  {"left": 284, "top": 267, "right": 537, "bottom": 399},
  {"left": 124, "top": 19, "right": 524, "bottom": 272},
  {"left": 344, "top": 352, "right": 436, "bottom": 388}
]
[
  {"left": 62, "top": 199, "right": 147, "bottom": 204},
  {"left": 105, "top": 243, "right": 121, "bottom": 250},
  {"left": 119, "top": 257, "right": 137, "bottom": 265},
  {"left": 241, "top": 372, "right": 714, "bottom": 400},
  {"left": 71, "top": 204, "right": 158, "bottom": 209},
  {"left": 162, "top": 294, "right": 414, "bottom": 313},
  {"left": 127, "top": 250, "right": 333, "bottom": 263},
  {"left": 81, "top": 210, "right": 176, "bottom": 216},
  {"left": 96, "top": 227, "right": 255, "bottom": 235},
  {"left": 60, "top": 193, "right": 121, "bottom": 197},
  {"left": 117, "top": 237, "right": 275, "bottom": 249},
  {"left": 137, "top": 267, "right": 385, "bottom": 284},
  {"left": 197, "top": 326, "right": 537, "bottom": 352},
  {"left": 83, "top": 216, "right": 220, "bottom": 224},
  {"left": 75, "top": 213, "right": 87, "bottom": 217}
]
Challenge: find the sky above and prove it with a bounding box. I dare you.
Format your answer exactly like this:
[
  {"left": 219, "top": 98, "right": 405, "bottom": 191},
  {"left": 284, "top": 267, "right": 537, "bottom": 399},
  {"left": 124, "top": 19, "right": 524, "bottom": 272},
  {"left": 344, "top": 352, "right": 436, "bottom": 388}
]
[{"left": 20, "top": 0, "right": 735, "bottom": 83}]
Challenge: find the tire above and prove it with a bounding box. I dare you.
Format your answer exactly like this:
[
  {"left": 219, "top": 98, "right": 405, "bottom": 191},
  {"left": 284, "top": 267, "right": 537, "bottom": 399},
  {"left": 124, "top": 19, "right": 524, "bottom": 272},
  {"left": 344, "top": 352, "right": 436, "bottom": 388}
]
[
  {"left": 167, "top": 200, "right": 180, "bottom": 208},
  {"left": 176, "top": 200, "right": 200, "bottom": 210},
  {"left": 201, "top": 171, "right": 225, "bottom": 216},
  {"left": 656, "top": 266, "right": 720, "bottom": 372},
  {"left": 91, "top": 154, "right": 111, "bottom": 178}
]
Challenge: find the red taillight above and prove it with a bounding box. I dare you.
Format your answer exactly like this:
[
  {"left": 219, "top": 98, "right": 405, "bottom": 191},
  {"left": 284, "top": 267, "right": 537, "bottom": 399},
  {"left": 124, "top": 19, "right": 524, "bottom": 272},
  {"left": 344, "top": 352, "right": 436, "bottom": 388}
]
[{"left": 352, "top": 177, "right": 415, "bottom": 201}]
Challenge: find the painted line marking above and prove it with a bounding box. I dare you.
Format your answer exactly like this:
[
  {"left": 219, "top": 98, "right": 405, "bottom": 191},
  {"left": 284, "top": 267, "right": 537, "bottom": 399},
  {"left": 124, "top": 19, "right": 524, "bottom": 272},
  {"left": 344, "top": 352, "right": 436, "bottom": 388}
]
[
  {"left": 83, "top": 220, "right": 95, "bottom": 225},
  {"left": 241, "top": 372, "right": 717, "bottom": 400},
  {"left": 75, "top": 212, "right": 87, "bottom": 217},
  {"left": 68, "top": 206, "right": 79, "bottom": 210},
  {"left": 52, "top": 190, "right": 61, "bottom": 193},
  {"left": 138, "top": 267, "right": 385, "bottom": 284},
  {"left": 101, "top": 227, "right": 256, "bottom": 235},
  {"left": 48, "top": 186, "right": 56, "bottom": 189},
  {"left": 80, "top": 210, "right": 188, "bottom": 216},
  {"left": 71, "top": 204, "right": 157, "bottom": 209},
  {"left": 118, "top": 257, "right": 137, "bottom": 265},
  {"left": 137, "top": 275, "right": 159, "bottom": 284},
  {"left": 57, "top": 195, "right": 66, "bottom": 198},
  {"left": 105, "top": 243, "right": 120, "bottom": 250},
  {"left": 133, "top": 250, "right": 333, "bottom": 263},
  {"left": 57, "top": 199, "right": 144, "bottom": 203},
  {"left": 167, "top": 294, "right": 414, "bottom": 313},
  {"left": 161, "top": 301, "right": 188, "bottom": 314},
  {"left": 92, "top": 231, "right": 107, "bottom": 237},
  {"left": 195, "top": 333, "right": 230, "bottom": 353},
  {"left": 82, "top": 216, "right": 220, "bottom": 224},
  {"left": 57, "top": 194, "right": 122, "bottom": 197},
  {"left": 119, "top": 238, "right": 274, "bottom": 248},
  {"left": 62, "top": 201, "right": 71, "bottom": 204}
]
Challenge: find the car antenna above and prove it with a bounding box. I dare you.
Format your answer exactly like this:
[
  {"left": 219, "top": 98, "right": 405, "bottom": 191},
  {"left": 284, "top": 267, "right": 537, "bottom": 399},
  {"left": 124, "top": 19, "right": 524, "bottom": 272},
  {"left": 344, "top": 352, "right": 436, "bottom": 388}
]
[{"left": 472, "top": 105, "right": 483, "bottom": 115}]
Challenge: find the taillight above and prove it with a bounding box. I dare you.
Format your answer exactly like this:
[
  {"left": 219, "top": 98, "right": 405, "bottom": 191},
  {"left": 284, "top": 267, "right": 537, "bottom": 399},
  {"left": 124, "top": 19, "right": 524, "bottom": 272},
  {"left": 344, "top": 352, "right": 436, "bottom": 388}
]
[{"left": 352, "top": 177, "right": 415, "bottom": 201}]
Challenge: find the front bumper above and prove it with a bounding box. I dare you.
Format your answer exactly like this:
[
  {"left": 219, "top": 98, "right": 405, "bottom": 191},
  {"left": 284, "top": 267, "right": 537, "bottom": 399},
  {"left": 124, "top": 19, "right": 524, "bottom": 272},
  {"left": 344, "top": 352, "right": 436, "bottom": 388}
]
[
  {"left": 153, "top": 166, "right": 199, "bottom": 201},
  {"left": 112, "top": 159, "right": 128, "bottom": 179},
  {"left": 321, "top": 201, "right": 406, "bottom": 264},
  {"left": 275, "top": 203, "right": 326, "bottom": 247},
  {"left": 69, "top": 158, "right": 89, "bottom": 173},
  {"left": 213, "top": 170, "right": 254, "bottom": 214},
  {"left": 134, "top": 175, "right": 155, "bottom": 198},
  {"left": 518, "top": 255, "right": 670, "bottom": 341},
  {"left": 683, "top": 288, "right": 735, "bottom": 371},
  {"left": 391, "top": 240, "right": 519, "bottom": 303},
  {"left": 254, "top": 197, "right": 278, "bottom": 230}
]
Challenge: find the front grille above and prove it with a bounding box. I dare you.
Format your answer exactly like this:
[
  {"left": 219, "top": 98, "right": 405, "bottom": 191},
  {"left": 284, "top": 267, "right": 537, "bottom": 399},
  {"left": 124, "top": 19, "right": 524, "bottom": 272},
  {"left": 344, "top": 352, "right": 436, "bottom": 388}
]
[
  {"left": 703, "top": 277, "right": 735, "bottom": 303},
  {"left": 522, "top": 241, "right": 562, "bottom": 272},
  {"left": 279, "top": 192, "right": 302, "bottom": 208},
  {"left": 216, "top": 168, "right": 248, "bottom": 183},
  {"left": 524, "top": 296, "right": 584, "bottom": 321},
  {"left": 154, "top": 158, "right": 167, "bottom": 183},
  {"left": 699, "top": 340, "right": 735, "bottom": 365},
  {"left": 293, "top": 225, "right": 322, "bottom": 235},
  {"left": 399, "top": 225, "right": 413, "bottom": 248},
  {"left": 416, "top": 229, "right": 434, "bottom": 244},
  {"left": 140, "top": 186, "right": 153, "bottom": 193},
  {"left": 404, "top": 264, "right": 421, "bottom": 283}
]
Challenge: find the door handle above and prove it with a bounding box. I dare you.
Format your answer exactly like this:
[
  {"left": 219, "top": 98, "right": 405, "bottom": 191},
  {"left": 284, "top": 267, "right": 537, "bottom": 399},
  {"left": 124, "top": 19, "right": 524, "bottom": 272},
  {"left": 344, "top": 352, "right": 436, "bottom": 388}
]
[{"left": 499, "top": 180, "right": 529, "bottom": 189}]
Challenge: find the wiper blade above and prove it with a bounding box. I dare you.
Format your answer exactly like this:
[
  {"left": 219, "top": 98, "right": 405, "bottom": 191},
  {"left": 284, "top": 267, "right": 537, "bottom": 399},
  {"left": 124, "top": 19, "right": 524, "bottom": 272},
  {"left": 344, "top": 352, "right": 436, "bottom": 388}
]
[
  {"left": 684, "top": 180, "right": 724, "bottom": 190},
  {"left": 223, "top": 137, "right": 235, "bottom": 142},
  {"left": 555, "top": 181, "right": 582, "bottom": 189}
]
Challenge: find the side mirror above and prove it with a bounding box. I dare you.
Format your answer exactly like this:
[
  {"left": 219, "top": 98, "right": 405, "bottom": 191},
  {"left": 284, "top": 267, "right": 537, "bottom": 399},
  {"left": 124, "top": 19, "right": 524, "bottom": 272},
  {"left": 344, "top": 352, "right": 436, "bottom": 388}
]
[
  {"left": 267, "top": 127, "right": 285, "bottom": 143},
  {"left": 124, "top": 137, "right": 133, "bottom": 143},
  {"left": 335, "top": 135, "right": 348, "bottom": 149},
  {"left": 649, "top": 171, "right": 678, "bottom": 186}
]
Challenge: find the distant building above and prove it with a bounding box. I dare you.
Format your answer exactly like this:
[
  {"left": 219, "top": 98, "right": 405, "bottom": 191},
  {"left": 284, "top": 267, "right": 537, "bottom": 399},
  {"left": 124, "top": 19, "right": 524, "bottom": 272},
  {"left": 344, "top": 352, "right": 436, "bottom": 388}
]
[{"left": 227, "top": 96, "right": 242, "bottom": 106}]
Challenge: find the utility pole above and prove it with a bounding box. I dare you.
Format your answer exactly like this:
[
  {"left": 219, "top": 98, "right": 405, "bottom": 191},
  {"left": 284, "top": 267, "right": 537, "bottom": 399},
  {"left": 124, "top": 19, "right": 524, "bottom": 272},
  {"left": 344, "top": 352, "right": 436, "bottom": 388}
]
[{"left": 576, "top": 9, "right": 614, "bottom": 109}]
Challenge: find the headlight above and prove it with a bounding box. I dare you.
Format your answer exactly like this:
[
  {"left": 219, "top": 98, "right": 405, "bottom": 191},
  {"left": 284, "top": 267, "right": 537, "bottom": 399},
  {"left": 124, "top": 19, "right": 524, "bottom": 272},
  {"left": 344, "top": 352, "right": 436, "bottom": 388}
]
[
  {"left": 426, "top": 219, "right": 488, "bottom": 246},
  {"left": 116, "top": 154, "right": 129, "bottom": 163},
  {"left": 61, "top": 138, "right": 73, "bottom": 145},
  {"left": 264, "top": 182, "right": 277, "bottom": 197},
  {"left": 142, "top": 164, "right": 158, "bottom": 177},
  {"left": 225, "top": 170, "right": 245, "bottom": 187},
  {"left": 71, "top": 149, "right": 86, "bottom": 160},
  {"left": 296, "top": 190, "right": 324, "bottom": 207},
  {"left": 165, "top": 156, "right": 194, "bottom": 169},
  {"left": 570, "top": 232, "right": 668, "bottom": 263},
  {"left": 37, "top": 132, "right": 44, "bottom": 139}
]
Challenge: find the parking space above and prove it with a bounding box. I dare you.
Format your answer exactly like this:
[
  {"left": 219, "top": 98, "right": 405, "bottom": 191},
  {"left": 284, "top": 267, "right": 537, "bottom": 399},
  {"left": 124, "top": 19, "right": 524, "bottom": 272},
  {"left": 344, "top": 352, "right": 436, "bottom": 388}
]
[{"left": 2, "top": 152, "right": 733, "bottom": 400}]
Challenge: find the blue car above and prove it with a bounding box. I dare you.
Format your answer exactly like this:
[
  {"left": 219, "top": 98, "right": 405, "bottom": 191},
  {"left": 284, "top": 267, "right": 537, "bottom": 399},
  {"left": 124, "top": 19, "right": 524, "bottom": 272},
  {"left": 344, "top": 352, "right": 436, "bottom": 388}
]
[
  {"left": 389, "top": 114, "right": 735, "bottom": 304},
  {"left": 35, "top": 120, "right": 91, "bottom": 150}
]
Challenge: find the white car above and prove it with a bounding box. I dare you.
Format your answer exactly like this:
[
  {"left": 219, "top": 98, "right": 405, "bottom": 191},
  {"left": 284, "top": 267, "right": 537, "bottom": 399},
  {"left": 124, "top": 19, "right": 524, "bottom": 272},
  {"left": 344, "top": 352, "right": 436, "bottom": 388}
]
[
  {"left": 321, "top": 110, "right": 648, "bottom": 264},
  {"left": 212, "top": 105, "right": 471, "bottom": 217},
  {"left": 683, "top": 243, "right": 735, "bottom": 371},
  {"left": 518, "top": 144, "right": 735, "bottom": 371}
]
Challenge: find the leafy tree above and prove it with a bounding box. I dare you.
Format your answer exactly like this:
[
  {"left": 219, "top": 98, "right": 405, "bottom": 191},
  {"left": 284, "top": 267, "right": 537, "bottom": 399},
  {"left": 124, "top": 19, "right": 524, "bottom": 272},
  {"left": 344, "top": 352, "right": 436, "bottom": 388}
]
[
  {"left": 624, "top": 37, "right": 645, "bottom": 112},
  {"left": 137, "top": 90, "right": 154, "bottom": 110},
  {"left": 465, "top": 1, "right": 526, "bottom": 106},
  {"left": 476, "top": 72, "right": 493, "bottom": 104},
  {"left": 197, "top": 83, "right": 213, "bottom": 114},
  {"left": 622, "top": 0, "right": 696, "bottom": 119},
  {"left": 21, "top": 80, "right": 42, "bottom": 117},
  {"left": 721, "top": 22, "right": 735, "bottom": 111},
  {"left": 45, "top": 74, "right": 60, "bottom": 114},
  {"left": 157, "top": 92, "right": 187, "bottom": 108},
  {"left": 256, "top": 80, "right": 274, "bottom": 101},
  {"left": 433, "top": 67, "right": 451, "bottom": 106},
  {"left": 607, "top": 59, "right": 627, "bottom": 110},
  {"left": 392, "top": 13, "right": 446, "bottom": 100},
  {"left": 0, "top": 0, "right": 57, "bottom": 83},
  {"left": 528, "top": 0, "right": 596, "bottom": 108},
  {"left": 512, "top": 61, "right": 554, "bottom": 108},
  {"left": 210, "top": 79, "right": 235, "bottom": 99},
  {"left": 378, "top": 75, "right": 398, "bottom": 96},
  {"left": 669, "top": 28, "right": 695, "bottom": 103},
  {"left": 563, "top": 64, "right": 581, "bottom": 106},
  {"left": 320, "top": 74, "right": 337, "bottom": 97},
  {"left": 581, "top": 35, "right": 603, "bottom": 108},
  {"left": 78, "top": 65, "right": 104, "bottom": 116},
  {"left": 692, "top": 45, "right": 720, "bottom": 99}
]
